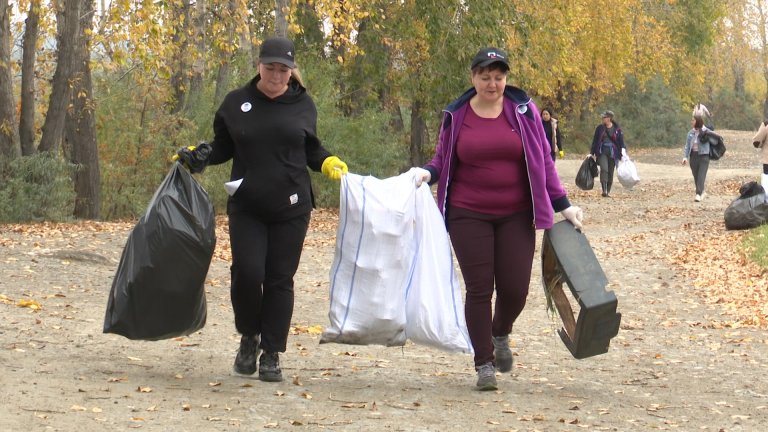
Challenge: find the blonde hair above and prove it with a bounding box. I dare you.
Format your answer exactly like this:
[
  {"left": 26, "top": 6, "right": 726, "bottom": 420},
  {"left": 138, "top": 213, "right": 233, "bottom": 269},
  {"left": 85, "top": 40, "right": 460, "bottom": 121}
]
[{"left": 291, "top": 67, "right": 304, "bottom": 87}]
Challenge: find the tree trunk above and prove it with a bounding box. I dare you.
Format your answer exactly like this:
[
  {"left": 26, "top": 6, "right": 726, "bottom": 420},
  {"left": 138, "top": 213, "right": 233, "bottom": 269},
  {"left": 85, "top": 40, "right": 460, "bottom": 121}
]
[
  {"left": 213, "top": 0, "right": 238, "bottom": 107},
  {"left": 187, "top": 0, "right": 206, "bottom": 109},
  {"left": 66, "top": 0, "right": 100, "bottom": 219},
  {"left": 733, "top": 62, "right": 745, "bottom": 96},
  {"left": 38, "top": 0, "right": 81, "bottom": 153},
  {"left": 0, "top": 0, "right": 20, "bottom": 159},
  {"left": 19, "top": 0, "right": 40, "bottom": 156},
  {"left": 409, "top": 101, "right": 429, "bottom": 166},
  {"left": 274, "top": 0, "right": 288, "bottom": 37},
  {"left": 169, "top": 0, "right": 191, "bottom": 114}
]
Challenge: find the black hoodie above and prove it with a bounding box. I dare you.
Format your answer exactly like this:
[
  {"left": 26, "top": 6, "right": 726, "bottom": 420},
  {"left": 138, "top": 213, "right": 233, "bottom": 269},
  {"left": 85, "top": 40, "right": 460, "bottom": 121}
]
[{"left": 208, "top": 75, "right": 332, "bottom": 220}]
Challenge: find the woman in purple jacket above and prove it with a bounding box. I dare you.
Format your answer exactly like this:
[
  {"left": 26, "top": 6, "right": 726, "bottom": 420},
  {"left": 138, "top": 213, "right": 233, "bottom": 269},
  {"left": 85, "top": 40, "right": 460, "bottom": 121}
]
[{"left": 414, "top": 47, "right": 583, "bottom": 391}]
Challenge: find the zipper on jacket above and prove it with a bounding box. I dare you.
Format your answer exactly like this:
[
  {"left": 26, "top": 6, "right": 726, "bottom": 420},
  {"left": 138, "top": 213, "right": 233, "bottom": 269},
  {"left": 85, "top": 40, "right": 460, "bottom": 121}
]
[
  {"left": 441, "top": 109, "right": 456, "bottom": 220},
  {"left": 513, "top": 100, "right": 537, "bottom": 228}
]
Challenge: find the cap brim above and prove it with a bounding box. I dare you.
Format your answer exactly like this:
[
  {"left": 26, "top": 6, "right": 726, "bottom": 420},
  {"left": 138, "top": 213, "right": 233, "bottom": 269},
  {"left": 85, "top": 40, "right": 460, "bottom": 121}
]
[
  {"left": 472, "top": 59, "right": 509, "bottom": 69},
  {"left": 259, "top": 57, "right": 296, "bottom": 68}
]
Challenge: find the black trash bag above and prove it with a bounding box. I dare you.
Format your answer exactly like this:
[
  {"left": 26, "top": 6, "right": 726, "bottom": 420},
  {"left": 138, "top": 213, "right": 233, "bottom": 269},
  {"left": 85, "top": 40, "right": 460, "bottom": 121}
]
[
  {"left": 575, "top": 156, "right": 597, "bottom": 190},
  {"left": 724, "top": 181, "right": 768, "bottom": 230},
  {"left": 700, "top": 130, "right": 726, "bottom": 161},
  {"left": 104, "top": 163, "right": 216, "bottom": 340}
]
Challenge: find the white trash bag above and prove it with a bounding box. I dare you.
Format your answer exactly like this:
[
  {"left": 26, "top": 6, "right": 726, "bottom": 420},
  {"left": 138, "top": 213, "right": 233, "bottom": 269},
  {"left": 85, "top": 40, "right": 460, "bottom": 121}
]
[
  {"left": 321, "top": 169, "right": 473, "bottom": 353},
  {"left": 617, "top": 151, "right": 640, "bottom": 190},
  {"left": 404, "top": 183, "right": 472, "bottom": 353},
  {"left": 322, "top": 172, "right": 415, "bottom": 346}
]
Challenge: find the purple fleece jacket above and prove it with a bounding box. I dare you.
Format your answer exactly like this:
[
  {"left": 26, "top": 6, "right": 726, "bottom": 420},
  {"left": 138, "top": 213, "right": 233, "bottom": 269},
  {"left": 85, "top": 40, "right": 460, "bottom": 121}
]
[{"left": 423, "top": 86, "right": 571, "bottom": 229}]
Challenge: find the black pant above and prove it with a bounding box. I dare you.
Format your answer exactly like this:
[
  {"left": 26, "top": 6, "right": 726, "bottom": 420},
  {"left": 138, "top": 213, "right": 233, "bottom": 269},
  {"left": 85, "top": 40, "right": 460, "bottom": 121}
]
[
  {"left": 228, "top": 211, "right": 310, "bottom": 353},
  {"left": 689, "top": 150, "right": 709, "bottom": 195},
  {"left": 598, "top": 144, "right": 616, "bottom": 193}
]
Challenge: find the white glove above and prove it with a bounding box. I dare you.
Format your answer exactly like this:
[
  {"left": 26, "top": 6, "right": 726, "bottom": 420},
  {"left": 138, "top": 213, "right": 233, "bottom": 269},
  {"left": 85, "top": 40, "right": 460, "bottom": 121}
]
[
  {"left": 561, "top": 206, "right": 584, "bottom": 231},
  {"left": 621, "top": 148, "right": 628, "bottom": 158},
  {"left": 412, "top": 167, "right": 431, "bottom": 187}
]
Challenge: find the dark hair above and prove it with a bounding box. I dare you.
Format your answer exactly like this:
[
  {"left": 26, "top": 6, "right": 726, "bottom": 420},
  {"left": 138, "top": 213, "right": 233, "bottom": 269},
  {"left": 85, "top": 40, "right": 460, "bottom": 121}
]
[
  {"left": 693, "top": 116, "right": 704, "bottom": 129},
  {"left": 471, "top": 63, "right": 509, "bottom": 75},
  {"left": 541, "top": 107, "right": 553, "bottom": 116}
]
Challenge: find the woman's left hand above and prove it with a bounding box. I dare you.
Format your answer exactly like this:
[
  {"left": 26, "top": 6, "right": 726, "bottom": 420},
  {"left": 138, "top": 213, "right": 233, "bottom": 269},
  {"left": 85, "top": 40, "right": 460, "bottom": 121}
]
[{"left": 561, "top": 206, "right": 584, "bottom": 230}]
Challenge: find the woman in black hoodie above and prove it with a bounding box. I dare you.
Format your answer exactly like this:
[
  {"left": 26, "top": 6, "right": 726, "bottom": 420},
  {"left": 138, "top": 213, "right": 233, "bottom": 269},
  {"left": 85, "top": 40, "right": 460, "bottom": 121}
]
[{"left": 177, "top": 37, "right": 348, "bottom": 382}]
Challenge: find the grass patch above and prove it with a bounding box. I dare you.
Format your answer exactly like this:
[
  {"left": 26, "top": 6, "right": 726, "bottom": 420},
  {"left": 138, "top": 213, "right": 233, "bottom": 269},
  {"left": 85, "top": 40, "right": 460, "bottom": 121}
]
[{"left": 743, "top": 224, "right": 768, "bottom": 270}]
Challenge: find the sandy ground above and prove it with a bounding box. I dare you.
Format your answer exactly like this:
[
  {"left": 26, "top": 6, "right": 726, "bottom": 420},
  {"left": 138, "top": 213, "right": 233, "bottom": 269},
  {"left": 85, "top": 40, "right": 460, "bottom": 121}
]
[{"left": 2, "top": 130, "right": 768, "bottom": 432}]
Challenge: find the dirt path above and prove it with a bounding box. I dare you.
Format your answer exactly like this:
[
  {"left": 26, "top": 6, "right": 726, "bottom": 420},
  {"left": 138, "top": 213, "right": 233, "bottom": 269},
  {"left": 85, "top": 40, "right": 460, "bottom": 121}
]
[{"left": 2, "top": 130, "right": 768, "bottom": 431}]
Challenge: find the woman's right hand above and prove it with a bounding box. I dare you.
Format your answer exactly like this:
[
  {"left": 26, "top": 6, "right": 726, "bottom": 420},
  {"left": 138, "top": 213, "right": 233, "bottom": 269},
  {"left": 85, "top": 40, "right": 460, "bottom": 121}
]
[
  {"left": 681, "top": 158, "right": 688, "bottom": 166},
  {"left": 412, "top": 167, "right": 431, "bottom": 187}
]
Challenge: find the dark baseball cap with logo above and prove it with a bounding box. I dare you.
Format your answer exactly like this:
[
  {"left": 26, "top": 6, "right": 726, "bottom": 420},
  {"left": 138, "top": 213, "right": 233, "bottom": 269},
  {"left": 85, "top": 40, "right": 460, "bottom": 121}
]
[
  {"left": 259, "top": 36, "right": 296, "bottom": 68},
  {"left": 471, "top": 47, "right": 510, "bottom": 70}
]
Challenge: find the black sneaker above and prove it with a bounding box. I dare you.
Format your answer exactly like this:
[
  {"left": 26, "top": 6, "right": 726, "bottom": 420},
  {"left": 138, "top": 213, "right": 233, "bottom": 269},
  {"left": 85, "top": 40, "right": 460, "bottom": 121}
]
[
  {"left": 258, "top": 352, "right": 283, "bottom": 382},
  {"left": 233, "top": 335, "right": 259, "bottom": 375}
]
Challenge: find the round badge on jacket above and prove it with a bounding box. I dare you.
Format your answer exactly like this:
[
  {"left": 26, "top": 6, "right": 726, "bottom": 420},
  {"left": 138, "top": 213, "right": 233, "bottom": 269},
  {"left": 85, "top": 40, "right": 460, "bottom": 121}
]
[{"left": 241, "top": 102, "right": 252, "bottom": 112}]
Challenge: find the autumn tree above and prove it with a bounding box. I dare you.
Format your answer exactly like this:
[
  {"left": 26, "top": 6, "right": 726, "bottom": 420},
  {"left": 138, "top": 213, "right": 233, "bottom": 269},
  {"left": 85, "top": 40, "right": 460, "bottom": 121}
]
[
  {"left": 19, "top": 0, "right": 41, "bottom": 156},
  {"left": 66, "top": 0, "right": 101, "bottom": 219},
  {"left": 38, "top": 0, "right": 81, "bottom": 153},
  {"left": 0, "top": 0, "right": 20, "bottom": 159}
]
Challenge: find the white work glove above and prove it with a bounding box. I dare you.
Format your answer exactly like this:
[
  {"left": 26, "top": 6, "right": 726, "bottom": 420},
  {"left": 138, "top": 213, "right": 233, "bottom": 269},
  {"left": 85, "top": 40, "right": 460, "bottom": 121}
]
[
  {"left": 561, "top": 206, "right": 584, "bottom": 231},
  {"left": 412, "top": 167, "right": 431, "bottom": 187},
  {"left": 621, "top": 148, "right": 627, "bottom": 158}
]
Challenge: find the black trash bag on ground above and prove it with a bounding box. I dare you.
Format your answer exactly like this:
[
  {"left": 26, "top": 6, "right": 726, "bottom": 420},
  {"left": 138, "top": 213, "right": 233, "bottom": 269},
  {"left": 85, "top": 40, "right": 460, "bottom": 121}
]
[
  {"left": 575, "top": 156, "right": 597, "bottom": 190},
  {"left": 724, "top": 181, "right": 768, "bottom": 230},
  {"left": 104, "top": 163, "right": 216, "bottom": 340}
]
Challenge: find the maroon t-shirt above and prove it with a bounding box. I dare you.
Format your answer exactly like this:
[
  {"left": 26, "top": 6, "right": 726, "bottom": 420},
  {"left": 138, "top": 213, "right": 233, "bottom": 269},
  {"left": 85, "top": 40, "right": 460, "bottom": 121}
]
[{"left": 449, "top": 106, "right": 531, "bottom": 215}]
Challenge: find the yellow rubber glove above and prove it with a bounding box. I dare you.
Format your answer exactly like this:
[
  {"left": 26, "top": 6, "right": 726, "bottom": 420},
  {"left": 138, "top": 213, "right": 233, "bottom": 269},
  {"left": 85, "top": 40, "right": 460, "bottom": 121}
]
[
  {"left": 559, "top": 150, "right": 565, "bottom": 159},
  {"left": 322, "top": 156, "right": 348, "bottom": 181},
  {"left": 171, "top": 145, "right": 197, "bottom": 162}
]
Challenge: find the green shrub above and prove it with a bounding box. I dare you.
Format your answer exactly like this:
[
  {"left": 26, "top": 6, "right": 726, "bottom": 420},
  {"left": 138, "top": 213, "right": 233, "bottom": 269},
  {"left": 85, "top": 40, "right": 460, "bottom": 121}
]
[
  {"left": 600, "top": 76, "right": 690, "bottom": 149},
  {"left": 95, "top": 74, "right": 204, "bottom": 219},
  {"left": 709, "top": 88, "right": 762, "bottom": 131},
  {"left": 0, "top": 153, "right": 76, "bottom": 222},
  {"left": 303, "top": 58, "right": 408, "bottom": 208}
]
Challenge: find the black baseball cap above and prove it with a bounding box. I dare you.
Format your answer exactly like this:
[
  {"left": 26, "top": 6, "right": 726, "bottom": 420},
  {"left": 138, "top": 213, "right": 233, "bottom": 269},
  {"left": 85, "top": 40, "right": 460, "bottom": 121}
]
[
  {"left": 259, "top": 37, "right": 296, "bottom": 68},
  {"left": 471, "top": 47, "right": 509, "bottom": 70}
]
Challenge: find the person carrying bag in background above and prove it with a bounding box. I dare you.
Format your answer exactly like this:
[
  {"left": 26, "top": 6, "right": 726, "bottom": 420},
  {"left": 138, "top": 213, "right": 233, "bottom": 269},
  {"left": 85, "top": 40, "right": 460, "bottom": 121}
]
[{"left": 590, "top": 110, "right": 626, "bottom": 198}]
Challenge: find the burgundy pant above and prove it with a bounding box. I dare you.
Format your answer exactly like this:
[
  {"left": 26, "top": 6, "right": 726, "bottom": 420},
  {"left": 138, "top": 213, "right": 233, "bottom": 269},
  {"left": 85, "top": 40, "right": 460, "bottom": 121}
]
[{"left": 448, "top": 206, "right": 535, "bottom": 367}]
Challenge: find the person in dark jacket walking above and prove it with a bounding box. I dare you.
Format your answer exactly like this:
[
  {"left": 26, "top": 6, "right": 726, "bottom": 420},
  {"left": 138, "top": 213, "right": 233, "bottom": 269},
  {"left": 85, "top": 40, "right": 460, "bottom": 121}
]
[
  {"left": 413, "top": 47, "right": 583, "bottom": 391},
  {"left": 541, "top": 108, "right": 563, "bottom": 162},
  {"left": 590, "top": 110, "right": 626, "bottom": 197},
  {"left": 176, "top": 36, "right": 348, "bottom": 382}
]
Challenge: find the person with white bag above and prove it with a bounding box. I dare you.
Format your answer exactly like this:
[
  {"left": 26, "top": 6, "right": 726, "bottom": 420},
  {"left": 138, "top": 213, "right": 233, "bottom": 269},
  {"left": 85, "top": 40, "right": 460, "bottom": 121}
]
[{"left": 413, "top": 46, "right": 583, "bottom": 391}]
